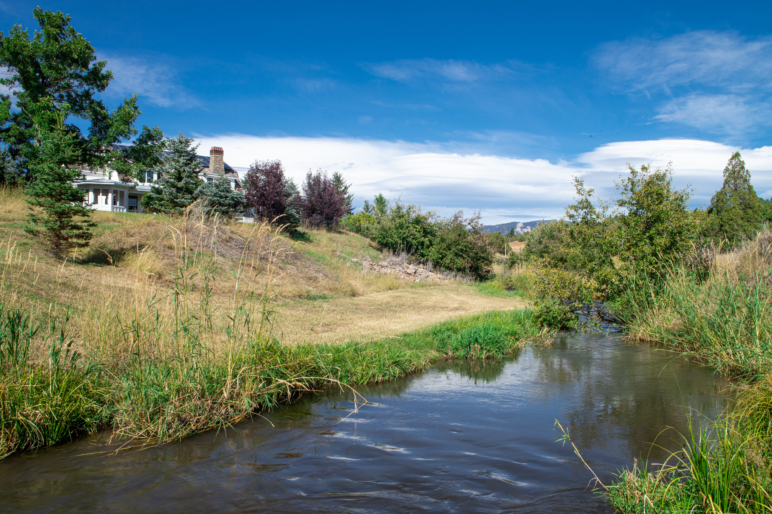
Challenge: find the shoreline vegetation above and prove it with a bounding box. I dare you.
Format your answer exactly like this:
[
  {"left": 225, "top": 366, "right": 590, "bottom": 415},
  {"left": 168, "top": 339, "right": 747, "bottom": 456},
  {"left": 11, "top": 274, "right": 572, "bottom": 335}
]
[
  {"left": 485, "top": 159, "right": 772, "bottom": 512},
  {"left": 0, "top": 186, "right": 541, "bottom": 459}
]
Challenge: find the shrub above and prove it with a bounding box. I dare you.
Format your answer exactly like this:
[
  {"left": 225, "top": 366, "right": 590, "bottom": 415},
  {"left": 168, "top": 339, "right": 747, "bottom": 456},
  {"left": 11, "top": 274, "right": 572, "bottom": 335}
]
[
  {"left": 371, "top": 201, "right": 437, "bottom": 259},
  {"left": 428, "top": 211, "right": 492, "bottom": 280},
  {"left": 533, "top": 300, "right": 577, "bottom": 330}
]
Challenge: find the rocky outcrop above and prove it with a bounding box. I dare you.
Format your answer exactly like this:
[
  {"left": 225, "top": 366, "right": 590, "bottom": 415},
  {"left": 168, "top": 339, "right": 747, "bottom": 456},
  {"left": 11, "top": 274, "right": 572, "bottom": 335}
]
[{"left": 353, "top": 255, "right": 447, "bottom": 283}]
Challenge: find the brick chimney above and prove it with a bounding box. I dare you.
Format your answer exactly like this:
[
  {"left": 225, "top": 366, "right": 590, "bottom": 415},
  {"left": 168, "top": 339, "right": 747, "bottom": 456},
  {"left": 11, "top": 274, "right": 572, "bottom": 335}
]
[{"left": 210, "top": 147, "right": 225, "bottom": 175}]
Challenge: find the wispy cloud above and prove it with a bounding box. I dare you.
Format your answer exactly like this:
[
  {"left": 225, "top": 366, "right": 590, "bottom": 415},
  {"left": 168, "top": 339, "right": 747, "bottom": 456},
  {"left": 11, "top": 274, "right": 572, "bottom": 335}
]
[
  {"left": 654, "top": 94, "right": 772, "bottom": 133},
  {"left": 594, "top": 31, "right": 772, "bottom": 135},
  {"left": 595, "top": 31, "right": 772, "bottom": 92},
  {"left": 365, "top": 58, "right": 528, "bottom": 84},
  {"left": 102, "top": 55, "right": 199, "bottom": 108},
  {"left": 189, "top": 134, "right": 772, "bottom": 223}
]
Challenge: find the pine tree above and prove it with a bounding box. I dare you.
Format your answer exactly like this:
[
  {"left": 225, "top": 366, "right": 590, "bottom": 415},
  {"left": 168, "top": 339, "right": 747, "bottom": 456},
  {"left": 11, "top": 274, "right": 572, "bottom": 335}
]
[
  {"left": 331, "top": 171, "right": 354, "bottom": 215},
  {"left": 195, "top": 176, "right": 246, "bottom": 220},
  {"left": 706, "top": 152, "right": 763, "bottom": 242},
  {"left": 142, "top": 134, "right": 203, "bottom": 215},
  {"left": 24, "top": 103, "right": 95, "bottom": 257},
  {"left": 0, "top": 148, "right": 21, "bottom": 186}
]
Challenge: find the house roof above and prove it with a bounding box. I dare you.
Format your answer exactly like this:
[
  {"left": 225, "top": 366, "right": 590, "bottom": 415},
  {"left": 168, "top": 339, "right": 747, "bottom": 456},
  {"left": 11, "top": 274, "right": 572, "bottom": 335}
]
[
  {"left": 74, "top": 179, "right": 151, "bottom": 192},
  {"left": 111, "top": 144, "right": 238, "bottom": 173}
]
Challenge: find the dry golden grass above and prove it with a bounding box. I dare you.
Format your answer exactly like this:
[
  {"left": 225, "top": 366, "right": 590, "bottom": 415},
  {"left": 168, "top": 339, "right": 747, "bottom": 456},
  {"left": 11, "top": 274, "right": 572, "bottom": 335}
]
[
  {"left": 1, "top": 187, "right": 524, "bottom": 361},
  {"left": 274, "top": 285, "right": 525, "bottom": 345}
]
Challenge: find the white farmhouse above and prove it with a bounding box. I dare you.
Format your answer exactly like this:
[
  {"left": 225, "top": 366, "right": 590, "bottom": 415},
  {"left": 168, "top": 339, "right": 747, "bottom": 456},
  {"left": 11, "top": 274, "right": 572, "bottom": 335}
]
[{"left": 73, "top": 146, "right": 241, "bottom": 213}]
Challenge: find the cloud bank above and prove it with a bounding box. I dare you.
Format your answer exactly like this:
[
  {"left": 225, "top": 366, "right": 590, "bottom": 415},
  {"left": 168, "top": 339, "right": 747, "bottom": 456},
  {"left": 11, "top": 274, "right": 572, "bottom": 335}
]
[{"left": 190, "top": 135, "right": 772, "bottom": 224}]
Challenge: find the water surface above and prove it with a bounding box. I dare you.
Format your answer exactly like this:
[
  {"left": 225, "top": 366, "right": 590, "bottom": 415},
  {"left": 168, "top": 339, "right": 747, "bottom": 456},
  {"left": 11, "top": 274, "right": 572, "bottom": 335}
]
[{"left": 0, "top": 333, "right": 730, "bottom": 513}]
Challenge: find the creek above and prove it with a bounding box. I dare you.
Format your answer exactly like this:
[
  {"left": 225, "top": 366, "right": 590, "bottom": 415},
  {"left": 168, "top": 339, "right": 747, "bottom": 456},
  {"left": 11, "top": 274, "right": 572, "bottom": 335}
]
[{"left": 0, "top": 332, "right": 730, "bottom": 513}]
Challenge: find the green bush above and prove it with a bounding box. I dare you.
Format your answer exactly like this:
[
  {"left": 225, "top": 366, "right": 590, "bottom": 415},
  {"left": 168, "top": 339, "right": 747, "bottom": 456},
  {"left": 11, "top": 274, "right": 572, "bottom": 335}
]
[{"left": 533, "top": 300, "right": 577, "bottom": 330}]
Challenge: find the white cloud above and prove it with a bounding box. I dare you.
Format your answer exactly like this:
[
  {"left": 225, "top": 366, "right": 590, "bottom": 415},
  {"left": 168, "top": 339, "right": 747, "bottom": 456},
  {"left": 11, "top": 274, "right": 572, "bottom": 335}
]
[
  {"left": 102, "top": 55, "right": 198, "bottom": 108},
  {"left": 654, "top": 94, "right": 772, "bottom": 133},
  {"left": 190, "top": 135, "right": 772, "bottom": 224},
  {"left": 366, "top": 58, "right": 520, "bottom": 83}
]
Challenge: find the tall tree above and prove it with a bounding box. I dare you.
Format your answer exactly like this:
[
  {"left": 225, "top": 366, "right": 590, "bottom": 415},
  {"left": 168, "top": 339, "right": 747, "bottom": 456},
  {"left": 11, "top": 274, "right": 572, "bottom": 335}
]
[
  {"left": 0, "top": 8, "right": 163, "bottom": 181},
  {"left": 243, "top": 160, "right": 292, "bottom": 223},
  {"left": 142, "top": 134, "right": 203, "bottom": 215},
  {"left": 24, "top": 101, "right": 94, "bottom": 257},
  {"left": 331, "top": 171, "right": 354, "bottom": 215},
  {"left": 706, "top": 152, "right": 764, "bottom": 242},
  {"left": 300, "top": 170, "right": 346, "bottom": 229}
]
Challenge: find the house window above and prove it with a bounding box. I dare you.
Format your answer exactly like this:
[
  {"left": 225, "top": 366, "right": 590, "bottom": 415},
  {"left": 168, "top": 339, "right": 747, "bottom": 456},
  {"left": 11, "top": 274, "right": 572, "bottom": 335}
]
[
  {"left": 102, "top": 189, "right": 109, "bottom": 205},
  {"left": 144, "top": 170, "right": 154, "bottom": 183},
  {"left": 207, "top": 177, "right": 214, "bottom": 183},
  {"left": 128, "top": 196, "right": 138, "bottom": 213}
]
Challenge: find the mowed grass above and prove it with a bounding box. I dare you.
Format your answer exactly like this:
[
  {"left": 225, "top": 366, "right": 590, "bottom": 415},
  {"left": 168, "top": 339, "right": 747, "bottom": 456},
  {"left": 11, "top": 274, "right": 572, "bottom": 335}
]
[{"left": 276, "top": 285, "right": 525, "bottom": 345}]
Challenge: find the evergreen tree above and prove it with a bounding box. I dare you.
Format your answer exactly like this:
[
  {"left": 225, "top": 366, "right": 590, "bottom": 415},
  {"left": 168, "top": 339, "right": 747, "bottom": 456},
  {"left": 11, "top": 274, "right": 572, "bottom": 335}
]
[
  {"left": 24, "top": 102, "right": 95, "bottom": 257},
  {"left": 195, "top": 176, "right": 246, "bottom": 220},
  {"left": 0, "top": 8, "right": 163, "bottom": 181},
  {"left": 142, "top": 134, "right": 203, "bottom": 215},
  {"left": 362, "top": 200, "right": 374, "bottom": 215},
  {"left": 374, "top": 193, "right": 389, "bottom": 216},
  {"left": 282, "top": 178, "right": 302, "bottom": 230},
  {"left": 706, "top": 152, "right": 763, "bottom": 242},
  {"left": 331, "top": 171, "right": 354, "bottom": 215},
  {"left": 0, "top": 147, "right": 21, "bottom": 185}
]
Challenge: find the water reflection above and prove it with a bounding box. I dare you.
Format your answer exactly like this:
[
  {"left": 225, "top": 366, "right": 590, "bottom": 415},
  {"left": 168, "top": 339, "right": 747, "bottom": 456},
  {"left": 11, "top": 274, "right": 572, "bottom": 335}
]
[{"left": 0, "top": 334, "right": 729, "bottom": 513}]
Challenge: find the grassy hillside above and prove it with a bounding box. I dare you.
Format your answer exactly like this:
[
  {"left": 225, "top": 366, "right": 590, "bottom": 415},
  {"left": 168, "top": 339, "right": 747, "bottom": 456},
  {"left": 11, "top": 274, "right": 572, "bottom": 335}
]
[
  {"left": 0, "top": 186, "right": 530, "bottom": 459},
  {"left": 1, "top": 187, "right": 522, "bottom": 350}
]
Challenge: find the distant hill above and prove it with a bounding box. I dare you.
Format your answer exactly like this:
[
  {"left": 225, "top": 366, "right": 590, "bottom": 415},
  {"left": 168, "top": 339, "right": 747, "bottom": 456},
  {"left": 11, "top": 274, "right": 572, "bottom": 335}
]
[{"left": 483, "top": 220, "right": 553, "bottom": 235}]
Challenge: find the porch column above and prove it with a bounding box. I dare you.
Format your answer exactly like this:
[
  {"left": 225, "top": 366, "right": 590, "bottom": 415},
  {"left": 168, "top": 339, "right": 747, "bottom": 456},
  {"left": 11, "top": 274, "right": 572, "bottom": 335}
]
[{"left": 108, "top": 188, "right": 113, "bottom": 212}]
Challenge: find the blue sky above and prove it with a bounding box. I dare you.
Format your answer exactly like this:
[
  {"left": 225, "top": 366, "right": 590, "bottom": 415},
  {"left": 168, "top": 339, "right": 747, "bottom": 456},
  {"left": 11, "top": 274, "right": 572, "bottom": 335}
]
[{"left": 2, "top": 0, "right": 772, "bottom": 223}]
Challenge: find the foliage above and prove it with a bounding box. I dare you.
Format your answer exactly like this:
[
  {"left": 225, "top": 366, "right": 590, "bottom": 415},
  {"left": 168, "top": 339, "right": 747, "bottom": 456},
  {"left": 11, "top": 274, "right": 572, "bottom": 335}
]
[
  {"left": 341, "top": 211, "right": 375, "bottom": 235},
  {"left": 195, "top": 176, "right": 246, "bottom": 220},
  {"left": 299, "top": 169, "right": 347, "bottom": 229},
  {"left": 0, "top": 148, "right": 21, "bottom": 186},
  {"left": 374, "top": 193, "right": 389, "bottom": 216},
  {"left": 523, "top": 219, "right": 575, "bottom": 266},
  {"left": 485, "top": 230, "right": 507, "bottom": 254},
  {"left": 24, "top": 103, "right": 95, "bottom": 257},
  {"left": 533, "top": 301, "right": 577, "bottom": 331},
  {"left": 243, "top": 160, "right": 293, "bottom": 224},
  {"left": 705, "top": 152, "right": 765, "bottom": 244},
  {"left": 428, "top": 211, "right": 493, "bottom": 279},
  {"left": 142, "top": 134, "right": 203, "bottom": 215},
  {"left": 565, "top": 165, "right": 697, "bottom": 297},
  {"left": 282, "top": 178, "right": 302, "bottom": 230},
  {"left": 0, "top": 7, "right": 163, "bottom": 182},
  {"left": 370, "top": 200, "right": 438, "bottom": 259},
  {"left": 331, "top": 171, "right": 354, "bottom": 215}
]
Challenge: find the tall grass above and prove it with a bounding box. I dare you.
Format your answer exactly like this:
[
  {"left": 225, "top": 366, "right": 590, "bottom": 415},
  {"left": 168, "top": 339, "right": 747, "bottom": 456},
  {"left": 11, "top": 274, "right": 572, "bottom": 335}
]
[
  {"left": 607, "top": 381, "right": 772, "bottom": 513},
  {"left": 608, "top": 230, "right": 772, "bottom": 513}
]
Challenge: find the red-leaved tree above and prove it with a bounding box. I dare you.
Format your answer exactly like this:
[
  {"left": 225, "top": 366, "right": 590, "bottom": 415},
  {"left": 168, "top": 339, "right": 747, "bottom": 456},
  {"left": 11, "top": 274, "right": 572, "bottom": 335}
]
[
  {"left": 244, "top": 160, "right": 292, "bottom": 223},
  {"left": 300, "top": 169, "right": 346, "bottom": 228}
]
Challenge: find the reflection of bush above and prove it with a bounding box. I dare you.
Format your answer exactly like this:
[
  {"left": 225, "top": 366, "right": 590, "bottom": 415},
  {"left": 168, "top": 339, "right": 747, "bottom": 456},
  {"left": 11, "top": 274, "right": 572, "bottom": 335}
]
[{"left": 434, "top": 358, "right": 510, "bottom": 383}]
